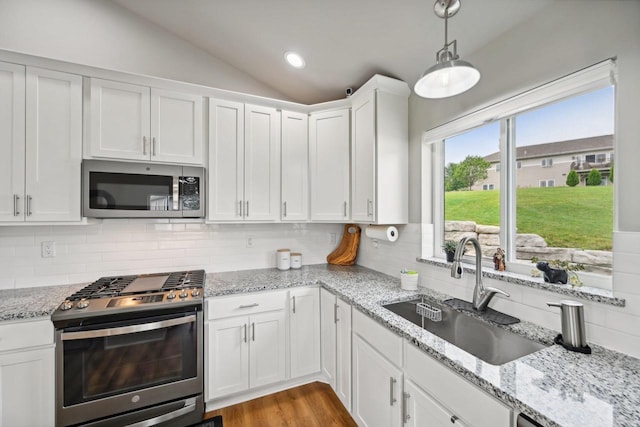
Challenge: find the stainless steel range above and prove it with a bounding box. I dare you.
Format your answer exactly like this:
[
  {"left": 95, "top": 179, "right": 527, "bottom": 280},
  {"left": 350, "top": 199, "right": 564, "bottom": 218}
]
[{"left": 51, "top": 270, "right": 205, "bottom": 427}]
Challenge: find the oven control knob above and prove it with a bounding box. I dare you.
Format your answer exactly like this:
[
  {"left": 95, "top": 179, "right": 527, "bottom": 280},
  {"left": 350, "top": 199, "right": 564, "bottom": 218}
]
[
  {"left": 191, "top": 288, "right": 201, "bottom": 297},
  {"left": 76, "top": 298, "right": 89, "bottom": 309},
  {"left": 167, "top": 291, "right": 176, "bottom": 300},
  {"left": 179, "top": 290, "right": 188, "bottom": 299},
  {"left": 60, "top": 300, "right": 73, "bottom": 311}
]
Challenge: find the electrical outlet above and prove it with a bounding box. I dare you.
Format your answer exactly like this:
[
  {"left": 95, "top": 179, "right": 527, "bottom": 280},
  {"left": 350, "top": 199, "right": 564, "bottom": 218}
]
[
  {"left": 329, "top": 233, "right": 337, "bottom": 245},
  {"left": 42, "top": 241, "right": 56, "bottom": 258},
  {"left": 246, "top": 236, "right": 255, "bottom": 248}
]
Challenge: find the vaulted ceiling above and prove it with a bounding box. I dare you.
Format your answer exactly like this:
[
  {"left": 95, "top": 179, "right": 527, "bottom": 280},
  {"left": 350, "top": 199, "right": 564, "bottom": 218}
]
[{"left": 113, "top": 0, "right": 553, "bottom": 104}]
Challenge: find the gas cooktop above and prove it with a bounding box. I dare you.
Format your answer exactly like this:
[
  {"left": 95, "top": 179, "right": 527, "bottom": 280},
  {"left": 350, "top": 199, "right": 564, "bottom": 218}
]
[{"left": 51, "top": 270, "right": 205, "bottom": 325}]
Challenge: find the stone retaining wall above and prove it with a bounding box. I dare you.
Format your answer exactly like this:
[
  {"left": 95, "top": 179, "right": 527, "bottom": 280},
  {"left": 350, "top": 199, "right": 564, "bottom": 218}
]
[{"left": 444, "top": 221, "right": 612, "bottom": 274}]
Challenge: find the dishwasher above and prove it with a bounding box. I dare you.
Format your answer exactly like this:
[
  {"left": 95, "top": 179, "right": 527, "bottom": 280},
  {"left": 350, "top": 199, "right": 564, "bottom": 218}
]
[{"left": 517, "top": 413, "right": 544, "bottom": 427}]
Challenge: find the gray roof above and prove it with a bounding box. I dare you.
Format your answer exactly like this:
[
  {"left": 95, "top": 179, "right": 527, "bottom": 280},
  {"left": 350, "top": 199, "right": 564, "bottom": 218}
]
[{"left": 483, "top": 134, "right": 613, "bottom": 163}]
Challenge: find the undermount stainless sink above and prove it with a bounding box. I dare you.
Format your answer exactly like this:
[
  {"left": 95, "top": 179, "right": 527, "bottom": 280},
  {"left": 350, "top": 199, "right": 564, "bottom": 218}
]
[{"left": 383, "top": 298, "right": 548, "bottom": 365}]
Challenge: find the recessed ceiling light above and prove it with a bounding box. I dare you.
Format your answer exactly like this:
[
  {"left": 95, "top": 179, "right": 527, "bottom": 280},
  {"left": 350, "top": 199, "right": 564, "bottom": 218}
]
[{"left": 284, "top": 51, "right": 306, "bottom": 69}]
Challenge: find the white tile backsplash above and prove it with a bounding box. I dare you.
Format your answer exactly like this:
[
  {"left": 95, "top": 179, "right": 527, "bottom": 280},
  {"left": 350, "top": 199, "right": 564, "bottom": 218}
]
[
  {"left": 357, "top": 225, "right": 640, "bottom": 358},
  {"left": 0, "top": 221, "right": 343, "bottom": 290}
]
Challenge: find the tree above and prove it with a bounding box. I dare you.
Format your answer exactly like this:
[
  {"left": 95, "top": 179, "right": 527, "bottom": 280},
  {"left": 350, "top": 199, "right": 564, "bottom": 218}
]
[
  {"left": 566, "top": 170, "right": 579, "bottom": 187},
  {"left": 587, "top": 168, "right": 602, "bottom": 186},
  {"left": 610, "top": 164, "right": 614, "bottom": 183},
  {"left": 445, "top": 162, "right": 466, "bottom": 191},
  {"left": 452, "top": 155, "right": 491, "bottom": 191}
]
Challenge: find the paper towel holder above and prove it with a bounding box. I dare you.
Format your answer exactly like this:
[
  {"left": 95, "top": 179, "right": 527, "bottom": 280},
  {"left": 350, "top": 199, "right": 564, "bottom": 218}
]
[{"left": 365, "top": 225, "right": 399, "bottom": 244}]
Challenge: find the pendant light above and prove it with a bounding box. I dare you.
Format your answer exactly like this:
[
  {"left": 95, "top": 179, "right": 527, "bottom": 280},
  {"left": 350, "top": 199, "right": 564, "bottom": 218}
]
[{"left": 414, "top": 0, "right": 480, "bottom": 99}]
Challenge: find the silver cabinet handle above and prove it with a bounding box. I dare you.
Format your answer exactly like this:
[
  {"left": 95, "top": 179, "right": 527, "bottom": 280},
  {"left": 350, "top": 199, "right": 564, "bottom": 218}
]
[
  {"left": 251, "top": 322, "right": 255, "bottom": 341},
  {"left": 26, "top": 195, "right": 32, "bottom": 216},
  {"left": 13, "top": 194, "right": 20, "bottom": 216},
  {"left": 152, "top": 136, "right": 157, "bottom": 156},
  {"left": 62, "top": 315, "right": 196, "bottom": 341},
  {"left": 450, "top": 415, "right": 459, "bottom": 424},
  {"left": 243, "top": 324, "right": 247, "bottom": 343},
  {"left": 239, "top": 200, "right": 243, "bottom": 217},
  {"left": 283, "top": 201, "right": 287, "bottom": 218},
  {"left": 343, "top": 201, "right": 347, "bottom": 217},
  {"left": 246, "top": 200, "right": 249, "bottom": 217},
  {"left": 389, "top": 377, "right": 397, "bottom": 406},
  {"left": 334, "top": 303, "right": 339, "bottom": 323},
  {"left": 292, "top": 296, "right": 296, "bottom": 314},
  {"left": 239, "top": 303, "right": 259, "bottom": 309},
  {"left": 367, "top": 199, "right": 373, "bottom": 217},
  {"left": 143, "top": 136, "right": 147, "bottom": 155},
  {"left": 403, "top": 392, "right": 411, "bottom": 423}
]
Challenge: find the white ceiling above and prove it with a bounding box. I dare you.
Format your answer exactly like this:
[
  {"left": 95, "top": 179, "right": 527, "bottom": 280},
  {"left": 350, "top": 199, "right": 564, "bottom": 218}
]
[{"left": 112, "top": 0, "right": 553, "bottom": 104}]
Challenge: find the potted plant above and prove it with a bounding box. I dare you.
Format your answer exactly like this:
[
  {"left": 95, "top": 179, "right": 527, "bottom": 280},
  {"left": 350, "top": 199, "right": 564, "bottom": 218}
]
[
  {"left": 443, "top": 240, "right": 458, "bottom": 262},
  {"left": 531, "top": 257, "right": 585, "bottom": 287}
]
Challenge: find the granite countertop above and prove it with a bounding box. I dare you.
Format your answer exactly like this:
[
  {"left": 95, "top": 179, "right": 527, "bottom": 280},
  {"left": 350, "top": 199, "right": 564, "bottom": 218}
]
[
  {"left": 205, "top": 264, "right": 640, "bottom": 427},
  {"left": 1, "top": 265, "right": 638, "bottom": 426}
]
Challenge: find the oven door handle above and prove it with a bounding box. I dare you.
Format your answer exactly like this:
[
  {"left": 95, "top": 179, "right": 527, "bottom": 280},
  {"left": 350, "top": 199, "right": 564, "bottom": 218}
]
[
  {"left": 125, "top": 396, "right": 197, "bottom": 427},
  {"left": 61, "top": 315, "right": 197, "bottom": 341}
]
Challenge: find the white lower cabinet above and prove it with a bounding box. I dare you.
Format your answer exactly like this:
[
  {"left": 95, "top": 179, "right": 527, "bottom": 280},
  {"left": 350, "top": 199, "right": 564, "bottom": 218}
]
[
  {"left": 352, "top": 334, "right": 402, "bottom": 427},
  {"left": 205, "top": 291, "right": 287, "bottom": 400},
  {"left": 403, "top": 379, "right": 469, "bottom": 427},
  {"left": 320, "top": 288, "right": 352, "bottom": 411},
  {"left": 0, "top": 319, "right": 54, "bottom": 427},
  {"left": 289, "top": 287, "right": 321, "bottom": 378}
]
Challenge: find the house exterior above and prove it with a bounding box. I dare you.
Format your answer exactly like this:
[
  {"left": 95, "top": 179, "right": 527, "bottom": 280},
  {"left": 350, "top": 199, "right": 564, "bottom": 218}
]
[{"left": 474, "top": 134, "right": 614, "bottom": 190}]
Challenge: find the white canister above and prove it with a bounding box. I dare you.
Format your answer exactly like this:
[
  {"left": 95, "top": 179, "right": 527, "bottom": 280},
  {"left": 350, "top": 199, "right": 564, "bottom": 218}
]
[
  {"left": 277, "top": 249, "right": 291, "bottom": 270},
  {"left": 291, "top": 253, "right": 302, "bottom": 269}
]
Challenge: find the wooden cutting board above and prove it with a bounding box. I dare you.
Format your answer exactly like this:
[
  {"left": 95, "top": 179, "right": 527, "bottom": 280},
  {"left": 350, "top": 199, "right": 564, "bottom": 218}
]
[{"left": 327, "top": 224, "right": 361, "bottom": 266}]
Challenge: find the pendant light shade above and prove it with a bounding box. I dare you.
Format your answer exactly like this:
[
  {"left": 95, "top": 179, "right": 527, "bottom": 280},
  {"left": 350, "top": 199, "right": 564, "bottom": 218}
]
[{"left": 415, "top": 0, "right": 480, "bottom": 99}]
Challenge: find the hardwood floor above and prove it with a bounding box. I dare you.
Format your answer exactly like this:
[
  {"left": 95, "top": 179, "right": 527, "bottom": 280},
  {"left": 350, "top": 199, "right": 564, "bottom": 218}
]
[{"left": 204, "top": 382, "right": 357, "bottom": 427}]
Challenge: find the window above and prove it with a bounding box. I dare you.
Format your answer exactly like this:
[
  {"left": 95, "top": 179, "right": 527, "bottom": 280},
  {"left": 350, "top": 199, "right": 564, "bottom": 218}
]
[
  {"left": 496, "top": 163, "right": 501, "bottom": 172},
  {"left": 424, "top": 60, "right": 615, "bottom": 288},
  {"left": 596, "top": 153, "right": 606, "bottom": 163},
  {"left": 586, "top": 154, "right": 596, "bottom": 163}
]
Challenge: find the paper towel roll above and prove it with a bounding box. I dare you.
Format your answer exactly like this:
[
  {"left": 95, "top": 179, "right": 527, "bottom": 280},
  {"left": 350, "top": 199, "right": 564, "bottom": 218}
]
[{"left": 365, "top": 225, "right": 399, "bottom": 242}]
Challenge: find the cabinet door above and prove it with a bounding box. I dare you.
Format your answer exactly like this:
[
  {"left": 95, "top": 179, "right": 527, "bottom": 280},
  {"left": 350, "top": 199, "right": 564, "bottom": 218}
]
[
  {"left": 249, "top": 310, "right": 286, "bottom": 388},
  {"left": 320, "top": 289, "right": 337, "bottom": 388},
  {"left": 281, "top": 111, "right": 309, "bottom": 221},
  {"left": 289, "top": 287, "right": 320, "bottom": 378},
  {"left": 244, "top": 104, "right": 280, "bottom": 221},
  {"left": 309, "top": 109, "right": 350, "bottom": 221},
  {"left": 0, "top": 62, "right": 25, "bottom": 222},
  {"left": 0, "top": 347, "right": 54, "bottom": 427},
  {"left": 207, "top": 317, "right": 249, "bottom": 399},
  {"left": 208, "top": 99, "right": 244, "bottom": 221},
  {"left": 150, "top": 88, "right": 203, "bottom": 165},
  {"left": 404, "top": 379, "right": 469, "bottom": 427},
  {"left": 352, "top": 334, "right": 402, "bottom": 427},
  {"left": 335, "top": 297, "right": 352, "bottom": 412},
  {"left": 25, "top": 67, "right": 82, "bottom": 222},
  {"left": 351, "top": 90, "right": 376, "bottom": 222},
  {"left": 89, "top": 78, "right": 150, "bottom": 160}
]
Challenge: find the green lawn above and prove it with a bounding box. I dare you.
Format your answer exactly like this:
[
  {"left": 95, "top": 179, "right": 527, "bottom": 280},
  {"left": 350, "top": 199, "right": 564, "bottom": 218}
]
[{"left": 445, "top": 186, "right": 613, "bottom": 250}]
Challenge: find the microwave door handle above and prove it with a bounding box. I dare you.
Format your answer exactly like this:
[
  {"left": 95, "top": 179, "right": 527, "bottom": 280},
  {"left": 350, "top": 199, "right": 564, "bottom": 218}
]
[
  {"left": 173, "top": 176, "right": 180, "bottom": 211},
  {"left": 60, "top": 315, "right": 197, "bottom": 341}
]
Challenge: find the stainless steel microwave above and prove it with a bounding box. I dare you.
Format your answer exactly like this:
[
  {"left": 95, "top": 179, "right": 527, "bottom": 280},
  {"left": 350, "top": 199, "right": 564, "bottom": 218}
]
[{"left": 82, "top": 160, "right": 205, "bottom": 218}]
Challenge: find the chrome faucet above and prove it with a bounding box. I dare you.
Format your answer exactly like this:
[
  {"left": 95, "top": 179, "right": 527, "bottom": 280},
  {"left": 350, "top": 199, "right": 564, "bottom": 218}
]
[{"left": 450, "top": 236, "right": 510, "bottom": 312}]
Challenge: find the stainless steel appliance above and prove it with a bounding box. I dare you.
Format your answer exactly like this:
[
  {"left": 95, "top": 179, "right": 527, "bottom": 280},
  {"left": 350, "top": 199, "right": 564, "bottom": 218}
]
[
  {"left": 82, "top": 160, "right": 205, "bottom": 218},
  {"left": 51, "top": 270, "right": 206, "bottom": 427}
]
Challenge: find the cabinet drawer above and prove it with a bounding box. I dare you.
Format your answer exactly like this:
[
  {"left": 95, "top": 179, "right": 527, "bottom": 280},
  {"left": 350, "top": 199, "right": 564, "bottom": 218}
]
[
  {"left": 0, "top": 319, "right": 54, "bottom": 352},
  {"left": 404, "top": 341, "right": 511, "bottom": 427},
  {"left": 207, "top": 290, "right": 287, "bottom": 320},
  {"left": 352, "top": 309, "right": 402, "bottom": 367}
]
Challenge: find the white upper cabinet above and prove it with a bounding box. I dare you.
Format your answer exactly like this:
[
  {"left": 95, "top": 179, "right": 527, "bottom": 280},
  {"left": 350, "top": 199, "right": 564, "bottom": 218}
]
[
  {"left": 88, "top": 78, "right": 203, "bottom": 165},
  {"left": 0, "top": 63, "right": 82, "bottom": 223},
  {"left": 351, "top": 77, "right": 409, "bottom": 224},
  {"left": 208, "top": 99, "right": 280, "bottom": 222},
  {"left": 309, "top": 109, "right": 350, "bottom": 222},
  {"left": 281, "top": 111, "right": 309, "bottom": 221}
]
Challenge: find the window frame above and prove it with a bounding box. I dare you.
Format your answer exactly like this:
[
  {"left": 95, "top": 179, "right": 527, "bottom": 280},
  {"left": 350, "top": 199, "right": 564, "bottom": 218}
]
[{"left": 422, "top": 59, "right": 616, "bottom": 289}]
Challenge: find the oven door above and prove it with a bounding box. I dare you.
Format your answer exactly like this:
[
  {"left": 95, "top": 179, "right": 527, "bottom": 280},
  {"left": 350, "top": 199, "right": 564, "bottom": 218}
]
[{"left": 55, "top": 310, "right": 203, "bottom": 427}]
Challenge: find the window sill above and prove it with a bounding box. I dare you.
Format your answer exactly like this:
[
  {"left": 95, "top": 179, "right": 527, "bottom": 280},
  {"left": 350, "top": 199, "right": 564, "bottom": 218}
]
[{"left": 417, "top": 257, "right": 625, "bottom": 307}]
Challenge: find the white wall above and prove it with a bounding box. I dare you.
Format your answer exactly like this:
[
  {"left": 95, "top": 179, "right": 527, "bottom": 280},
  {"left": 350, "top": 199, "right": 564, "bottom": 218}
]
[
  {"left": 358, "top": 1, "right": 640, "bottom": 358},
  {"left": 0, "top": 0, "right": 286, "bottom": 99},
  {"left": 0, "top": 222, "right": 342, "bottom": 289}
]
